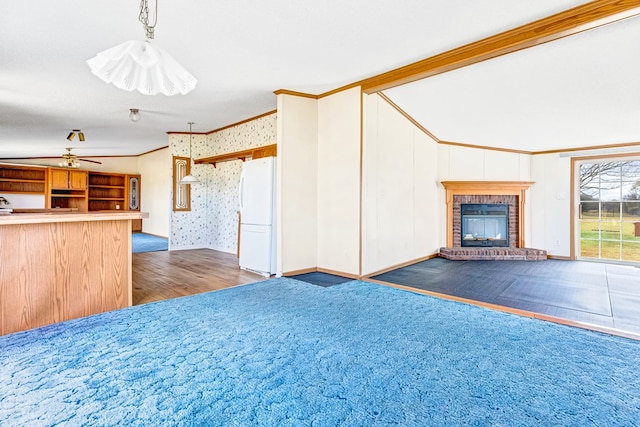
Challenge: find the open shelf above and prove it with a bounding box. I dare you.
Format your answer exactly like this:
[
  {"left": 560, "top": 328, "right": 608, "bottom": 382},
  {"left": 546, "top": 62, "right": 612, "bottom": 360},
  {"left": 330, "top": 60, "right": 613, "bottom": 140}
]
[
  {"left": 87, "top": 172, "right": 141, "bottom": 230},
  {"left": 88, "top": 173, "right": 126, "bottom": 187},
  {"left": 195, "top": 144, "right": 276, "bottom": 168},
  {"left": 88, "top": 172, "right": 127, "bottom": 212},
  {"left": 0, "top": 164, "right": 47, "bottom": 194}
]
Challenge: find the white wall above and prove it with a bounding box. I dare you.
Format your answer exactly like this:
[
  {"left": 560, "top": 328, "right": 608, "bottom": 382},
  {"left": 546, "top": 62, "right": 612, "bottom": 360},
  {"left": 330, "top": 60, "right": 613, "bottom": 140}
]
[
  {"left": 277, "top": 94, "right": 318, "bottom": 274},
  {"left": 362, "top": 93, "right": 440, "bottom": 275},
  {"left": 437, "top": 145, "right": 531, "bottom": 182},
  {"left": 0, "top": 193, "right": 45, "bottom": 209},
  {"left": 317, "top": 87, "right": 362, "bottom": 275},
  {"left": 138, "top": 148, "right": 170, "bottom": 237},
  {"left": 530, "top": 153, "right": 572, "bottom": 257}
]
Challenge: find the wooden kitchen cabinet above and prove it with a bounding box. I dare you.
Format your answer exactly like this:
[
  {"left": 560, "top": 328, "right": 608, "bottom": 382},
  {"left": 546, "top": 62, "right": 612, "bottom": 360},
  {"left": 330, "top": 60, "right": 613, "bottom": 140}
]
[
  {"left": 46, "top": 168, "right": 88, "bottom": 211},
  {"left": 49, "top": 168, "right": 87, "bottom": 190},
  {"left": 88, "top": 172, "right": 142, "bottom": 231}
]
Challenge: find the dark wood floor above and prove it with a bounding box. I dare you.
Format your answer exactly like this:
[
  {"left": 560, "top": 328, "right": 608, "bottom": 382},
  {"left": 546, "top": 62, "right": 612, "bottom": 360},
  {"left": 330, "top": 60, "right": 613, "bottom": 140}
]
[
  {"left": 371, "top": 257, "right": 640, "bottom": 338},
  {"left": 132, "top": 249, "right": 266, "bottom": 305}
]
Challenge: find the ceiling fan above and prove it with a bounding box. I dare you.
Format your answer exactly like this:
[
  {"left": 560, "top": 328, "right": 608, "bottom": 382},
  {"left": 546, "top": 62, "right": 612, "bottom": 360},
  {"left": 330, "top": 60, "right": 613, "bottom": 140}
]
[
  {"left": 58, "top": 147, "right": 102, "bottom": 168},
  {"left": 0, "top": 147, "right": 103, "bottom": 167}
]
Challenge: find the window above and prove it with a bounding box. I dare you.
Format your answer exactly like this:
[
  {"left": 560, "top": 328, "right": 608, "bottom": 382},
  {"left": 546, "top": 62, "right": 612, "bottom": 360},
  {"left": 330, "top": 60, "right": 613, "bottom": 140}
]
[
  {"left": 578, "top": 159, "right": 640, "bottom": 263},
  {"left": 173, "top": 156, "right": 191, "bottom": 211}
]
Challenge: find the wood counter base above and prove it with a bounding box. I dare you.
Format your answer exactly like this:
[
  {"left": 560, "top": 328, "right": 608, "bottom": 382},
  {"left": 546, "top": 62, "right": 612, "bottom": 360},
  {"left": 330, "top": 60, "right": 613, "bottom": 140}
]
[{"left": 0, "top": 212, "right": 143, "bottom": 336}]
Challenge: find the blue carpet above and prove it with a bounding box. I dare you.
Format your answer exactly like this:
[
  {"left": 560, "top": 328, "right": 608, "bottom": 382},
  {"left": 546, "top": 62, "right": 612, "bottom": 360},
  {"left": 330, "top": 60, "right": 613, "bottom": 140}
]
[
  {"left": 1, "top": 279, "right": 640, "bottom": 426},
  {"left": 132, "top": 232, "right": 168, "bottom": 253}
]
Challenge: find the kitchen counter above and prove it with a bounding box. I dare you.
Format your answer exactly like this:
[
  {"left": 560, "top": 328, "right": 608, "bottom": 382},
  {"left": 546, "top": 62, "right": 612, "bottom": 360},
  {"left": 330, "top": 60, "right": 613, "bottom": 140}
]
[{"left": 0, "top": 210, "right": 147, "bottom": 336}]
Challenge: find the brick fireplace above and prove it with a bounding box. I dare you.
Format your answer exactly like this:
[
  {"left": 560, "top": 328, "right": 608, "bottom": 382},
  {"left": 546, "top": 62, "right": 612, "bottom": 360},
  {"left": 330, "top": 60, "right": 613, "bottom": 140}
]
[{"left": 439, "top": 181, "right": 546, "bottom": 261}]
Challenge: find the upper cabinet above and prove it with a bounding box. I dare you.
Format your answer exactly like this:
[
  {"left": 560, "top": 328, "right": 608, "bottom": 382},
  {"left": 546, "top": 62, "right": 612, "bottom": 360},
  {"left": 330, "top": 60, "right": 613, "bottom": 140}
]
[
  {"left": 50, "top": 168, "right": 87, "bottom": 190},
  {"left": 46, "top": 168, "right": 88, "bottom": 211},
  {"left": 0, "top": 164, "right": 47, "bottom": 194}
]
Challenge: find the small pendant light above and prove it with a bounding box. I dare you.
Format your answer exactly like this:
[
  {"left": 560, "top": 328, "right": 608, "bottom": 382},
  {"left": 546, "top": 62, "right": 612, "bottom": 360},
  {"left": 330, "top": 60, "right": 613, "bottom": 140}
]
[{"left": 179, "top": 122, "right": 199, "bottom": 184}]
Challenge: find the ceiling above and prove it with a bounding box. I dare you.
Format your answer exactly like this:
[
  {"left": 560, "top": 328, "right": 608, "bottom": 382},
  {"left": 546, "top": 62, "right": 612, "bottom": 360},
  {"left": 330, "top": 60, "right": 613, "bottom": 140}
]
[{"left": 1, "top": 0, "right": 637, "bottom": 160}]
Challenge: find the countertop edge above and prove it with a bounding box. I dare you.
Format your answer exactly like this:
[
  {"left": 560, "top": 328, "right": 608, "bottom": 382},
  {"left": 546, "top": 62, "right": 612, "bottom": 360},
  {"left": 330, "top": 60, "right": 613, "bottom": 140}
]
[{"left": 0, "top": 211, "right": 148, "bottom": 225}]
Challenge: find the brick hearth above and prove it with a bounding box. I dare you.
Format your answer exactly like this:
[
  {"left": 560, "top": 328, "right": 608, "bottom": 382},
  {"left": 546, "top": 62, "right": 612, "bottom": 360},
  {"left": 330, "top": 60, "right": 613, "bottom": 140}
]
[{"left": 439, "top": 247, "right": 547, "bottom": 261}]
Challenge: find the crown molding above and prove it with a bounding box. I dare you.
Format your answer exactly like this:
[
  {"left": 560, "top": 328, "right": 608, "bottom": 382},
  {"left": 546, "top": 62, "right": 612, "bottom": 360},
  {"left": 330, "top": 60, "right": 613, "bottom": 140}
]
[{"left": 360, "top": 0, "right": 640, "bottom": 93}]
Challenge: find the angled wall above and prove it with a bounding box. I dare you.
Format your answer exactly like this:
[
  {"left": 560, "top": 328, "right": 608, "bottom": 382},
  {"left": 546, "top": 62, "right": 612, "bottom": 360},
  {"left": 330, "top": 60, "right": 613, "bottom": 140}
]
[{"left": 362, "top": 93, "right": 440, "bottom": 275}]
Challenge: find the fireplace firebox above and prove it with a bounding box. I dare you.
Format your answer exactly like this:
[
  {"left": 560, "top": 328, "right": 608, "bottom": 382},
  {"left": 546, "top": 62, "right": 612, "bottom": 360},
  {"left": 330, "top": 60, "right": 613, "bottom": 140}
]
[{"left": 460, "top": 204, "right": 508, "bottom": 247}]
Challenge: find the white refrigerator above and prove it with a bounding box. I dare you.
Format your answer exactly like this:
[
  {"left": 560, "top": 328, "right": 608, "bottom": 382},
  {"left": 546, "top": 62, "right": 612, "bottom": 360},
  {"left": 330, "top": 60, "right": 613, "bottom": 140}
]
[{"left": 238, "top": 156, "right": 277, "bottom": 276}]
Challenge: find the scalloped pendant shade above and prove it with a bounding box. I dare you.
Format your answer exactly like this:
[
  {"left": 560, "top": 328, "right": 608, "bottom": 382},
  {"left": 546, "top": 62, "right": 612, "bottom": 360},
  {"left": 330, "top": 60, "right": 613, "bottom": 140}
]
[{"left": 87, "top": 40, "right": 197, "bottom": 96}]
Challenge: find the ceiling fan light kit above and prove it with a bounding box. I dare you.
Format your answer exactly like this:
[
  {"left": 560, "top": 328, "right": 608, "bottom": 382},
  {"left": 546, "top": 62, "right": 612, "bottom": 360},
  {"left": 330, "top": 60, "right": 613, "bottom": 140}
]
[
  {"left": 86, "top": 0, "right": 197, "bottom": 96},
  {"left": 57, "top": 147, "right": 102, "bottom": 168},
  {"left": 66, "top": 130, "right": 85, "bottom": 142},
  {"left": 58, "top": 160, "right": 81, "bottom": 169}
]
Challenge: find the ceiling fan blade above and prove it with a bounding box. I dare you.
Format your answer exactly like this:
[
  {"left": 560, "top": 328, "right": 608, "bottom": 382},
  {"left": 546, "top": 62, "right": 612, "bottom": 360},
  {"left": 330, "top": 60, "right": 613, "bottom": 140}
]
[
  {"left": 78, "top": 158, "right": 103, "bottom": 165},
  {"left": 0, "top": 156, "right": 62, "bottom": 160}
]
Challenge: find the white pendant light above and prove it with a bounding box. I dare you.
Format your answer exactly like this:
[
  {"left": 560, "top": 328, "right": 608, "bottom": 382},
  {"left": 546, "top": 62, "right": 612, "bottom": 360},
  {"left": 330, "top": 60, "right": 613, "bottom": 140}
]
[
  {"left": 86, "top": 0, "right": 197, "bottom": 96},
  {"left": 179, "top": 122, "right": 199, "bottom": 185},
  {"left": 179, "top": 174, "right": 199, "bottom": 184}
]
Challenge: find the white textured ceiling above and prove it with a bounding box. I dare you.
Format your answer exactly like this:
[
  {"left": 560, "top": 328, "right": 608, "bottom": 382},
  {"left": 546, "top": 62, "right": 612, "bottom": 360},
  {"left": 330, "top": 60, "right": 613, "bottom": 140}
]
[
  {"left": 1, "top": 0, "right": 617, "bottom": 160},
  {"left": 384, "top": 13, "right": 640, "bottom": 153}
]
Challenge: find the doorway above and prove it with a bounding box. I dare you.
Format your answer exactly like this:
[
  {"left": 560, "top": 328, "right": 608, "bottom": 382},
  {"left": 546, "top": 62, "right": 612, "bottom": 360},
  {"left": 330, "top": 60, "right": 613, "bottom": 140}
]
[{"left": 578, "top": 159, "right": 640, "bottom": 263}]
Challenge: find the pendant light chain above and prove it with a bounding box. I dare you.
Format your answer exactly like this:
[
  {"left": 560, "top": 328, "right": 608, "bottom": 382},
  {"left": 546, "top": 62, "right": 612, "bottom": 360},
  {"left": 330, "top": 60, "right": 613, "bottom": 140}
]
[
  {"left": 139, "top": 0, "right": 158, "bottom": 40},
  {"left": 188, "top": 122, "right": 194, "bottom": 159}
]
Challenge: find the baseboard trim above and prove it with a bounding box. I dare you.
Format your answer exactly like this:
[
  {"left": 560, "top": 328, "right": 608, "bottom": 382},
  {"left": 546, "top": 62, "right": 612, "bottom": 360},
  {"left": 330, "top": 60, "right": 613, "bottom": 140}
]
[
  {"left": 168, "top": 245, "right": 208, "bottom": 251},
  {"left": 547, "top": 255, "right": 572, "bottom": 260},
  {"left": 136, "top": 231, "right": 168, "bottom": 239},
  {"left": 283, "top": 267, "right": 317, "bottom": 276},
  {"left": 206, "top": 245, "right": 236, "bottom": 255},
  {"left": 283, "top": 267, "right": 359, "bottom": 279},
  {"left": 317, "top": 267, "right": 359, "bottom": 279},
  {"left": 363, "top": 253, "right": 439, "bottom": 278}
]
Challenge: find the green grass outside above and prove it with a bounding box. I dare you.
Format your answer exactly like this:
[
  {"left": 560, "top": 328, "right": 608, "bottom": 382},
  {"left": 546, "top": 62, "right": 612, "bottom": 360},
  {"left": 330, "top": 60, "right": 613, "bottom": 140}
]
[{"left": 580, "top": 215, "right": 640, "bottom": 261}]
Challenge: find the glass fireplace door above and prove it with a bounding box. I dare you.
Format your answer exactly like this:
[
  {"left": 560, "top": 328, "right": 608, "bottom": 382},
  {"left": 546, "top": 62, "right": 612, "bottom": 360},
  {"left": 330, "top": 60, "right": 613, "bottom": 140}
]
[{"left": 461, "top": 204, "right": 508, "bottom": 247}]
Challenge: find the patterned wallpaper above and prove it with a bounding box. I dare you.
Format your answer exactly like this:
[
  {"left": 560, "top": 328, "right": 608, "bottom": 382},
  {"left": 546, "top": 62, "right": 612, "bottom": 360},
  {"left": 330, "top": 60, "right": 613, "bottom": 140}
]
[{"left": 169, "top": 113, "right": 277, "bottom": 253}]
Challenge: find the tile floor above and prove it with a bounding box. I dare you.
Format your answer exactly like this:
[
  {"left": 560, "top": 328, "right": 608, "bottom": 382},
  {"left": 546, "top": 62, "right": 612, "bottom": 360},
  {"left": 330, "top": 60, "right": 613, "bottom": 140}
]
[{"left": 371, "top": 258, "right": 640, "bottom": 336}]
